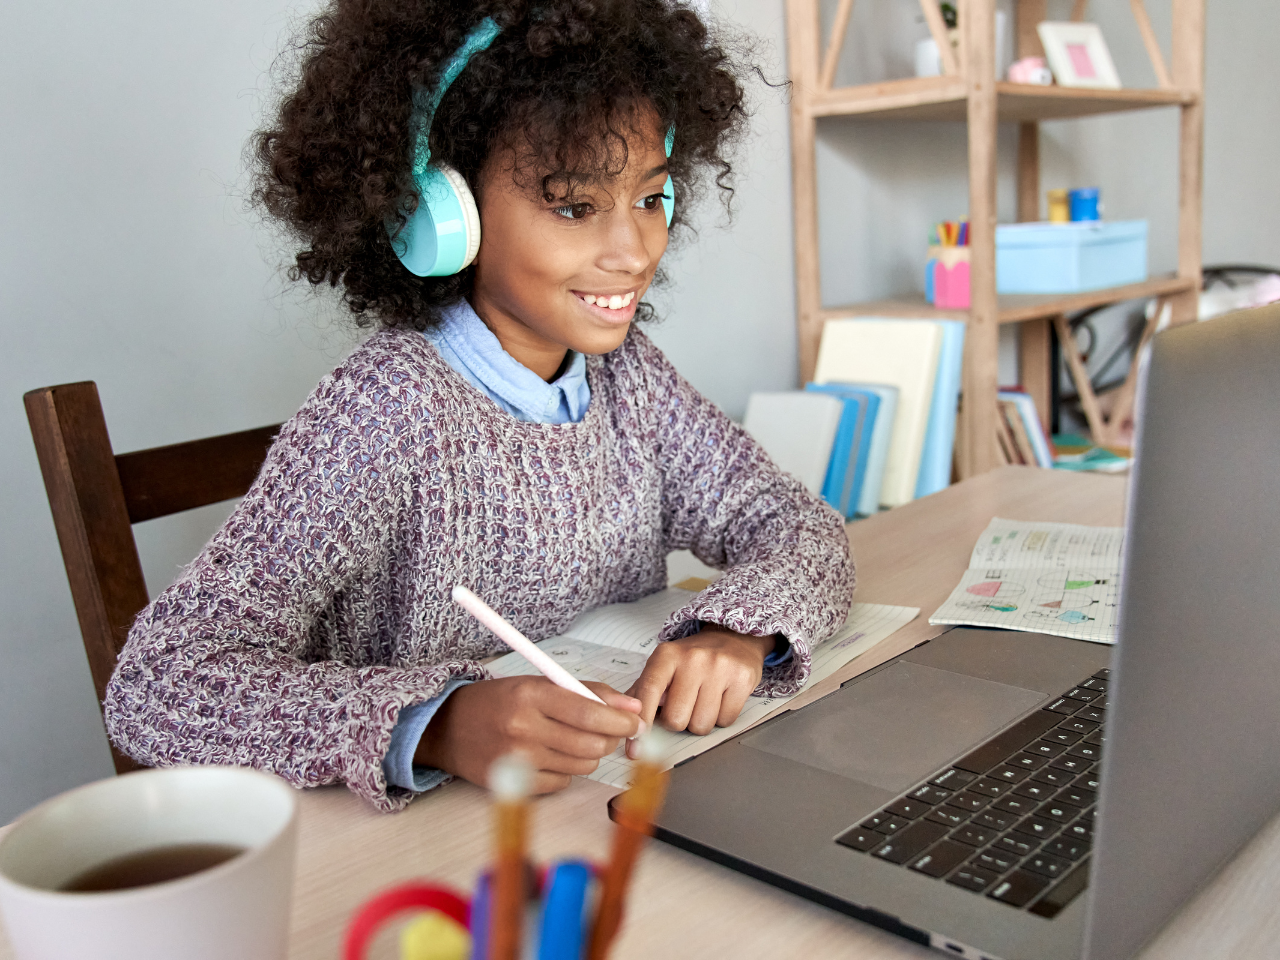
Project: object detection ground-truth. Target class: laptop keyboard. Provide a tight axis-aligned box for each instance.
[835,669,1109,918]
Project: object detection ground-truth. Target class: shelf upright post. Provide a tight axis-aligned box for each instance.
[1171,0,1205,325]
[785,0,825,383]
[961,0,1001,477]
[1014,0,1052,432]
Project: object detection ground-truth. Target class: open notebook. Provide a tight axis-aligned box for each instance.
[929,517,1124,643]
[487,587,919,788]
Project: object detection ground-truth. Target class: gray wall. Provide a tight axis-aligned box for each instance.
[1,0,1275,822]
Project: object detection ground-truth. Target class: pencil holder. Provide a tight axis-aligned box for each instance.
[344,861,607,960]
[925,245,971,309]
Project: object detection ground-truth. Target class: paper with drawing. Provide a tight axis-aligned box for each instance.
[929,518,1124,644]
[487,587,919,788]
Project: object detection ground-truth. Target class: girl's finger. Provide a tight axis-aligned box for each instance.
[656,664,702,732]
[717,676,754,728]
[686,682,725,736]
[629,652,679,731]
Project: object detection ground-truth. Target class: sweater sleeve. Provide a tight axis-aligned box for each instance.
[629,334,856,697]
[103,356,487,813]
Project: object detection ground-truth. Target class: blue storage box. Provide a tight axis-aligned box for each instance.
[996,220,1148,294]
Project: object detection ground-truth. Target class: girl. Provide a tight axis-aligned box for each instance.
[105,0,855,811]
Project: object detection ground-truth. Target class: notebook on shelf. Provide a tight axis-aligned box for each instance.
[915,321,966,498]
[742,391,844,495]
[813,320,944,508]
[804,383,882,519]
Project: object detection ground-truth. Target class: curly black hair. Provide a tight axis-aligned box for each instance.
[254,0,751,330]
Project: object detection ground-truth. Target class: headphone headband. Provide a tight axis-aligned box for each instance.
[412,17,502,179]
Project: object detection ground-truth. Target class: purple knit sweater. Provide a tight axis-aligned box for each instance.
[104,327,855,811]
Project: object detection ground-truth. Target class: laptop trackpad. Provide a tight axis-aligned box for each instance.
[742,661,1046,793]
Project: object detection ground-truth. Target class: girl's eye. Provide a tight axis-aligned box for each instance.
[635,192,670,212]
[554,202,592,220]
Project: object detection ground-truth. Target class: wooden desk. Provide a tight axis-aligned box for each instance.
[6,467,1279,959]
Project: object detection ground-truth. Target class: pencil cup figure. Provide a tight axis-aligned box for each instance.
[98,0,853,819]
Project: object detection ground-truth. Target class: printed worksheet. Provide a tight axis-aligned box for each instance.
[487,589,920,788]
[929,518,1124,644]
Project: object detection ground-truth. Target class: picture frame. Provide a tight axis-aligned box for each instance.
[1036,21,1122,90]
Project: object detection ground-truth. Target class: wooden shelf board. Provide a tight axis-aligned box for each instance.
[818,275,1197,326]
[809,76,1193,123]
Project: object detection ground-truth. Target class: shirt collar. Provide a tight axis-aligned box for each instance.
[425,299,590,423]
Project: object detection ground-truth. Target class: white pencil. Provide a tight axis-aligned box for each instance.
[451,584,609,705]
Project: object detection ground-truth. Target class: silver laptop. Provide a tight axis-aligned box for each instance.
[647,304,1280,960]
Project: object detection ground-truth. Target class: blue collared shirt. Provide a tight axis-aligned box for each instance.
[422,299,590,423]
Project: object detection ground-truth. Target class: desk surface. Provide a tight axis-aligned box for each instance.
[6,467,1280,959]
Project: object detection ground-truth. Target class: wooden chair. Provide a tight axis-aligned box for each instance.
[24,381,280,773]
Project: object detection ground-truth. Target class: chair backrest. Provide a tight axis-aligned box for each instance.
[24,381,279,773]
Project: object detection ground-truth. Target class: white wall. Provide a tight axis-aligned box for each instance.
[1,0,1276,822]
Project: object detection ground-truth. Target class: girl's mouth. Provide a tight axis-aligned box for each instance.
[574,290,636,311]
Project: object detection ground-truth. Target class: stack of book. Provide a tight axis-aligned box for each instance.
[995,389,1054,468]
[743,319,966,519]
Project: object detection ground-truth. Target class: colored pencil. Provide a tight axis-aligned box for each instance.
[488,754,533,960]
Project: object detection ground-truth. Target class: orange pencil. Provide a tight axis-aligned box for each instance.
[586,735,669,960]
[488,754,533,960]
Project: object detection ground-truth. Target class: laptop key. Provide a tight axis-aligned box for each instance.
[886,798,930,819]
[1029,857,1092,919]
[1024,852,1072,879]
[951,825,995,847]
[1049,755,1090,775]
[1045,697,1079,716]
[1039,801,1082,824]
[1056,786,1096,808]
[1018,816,1061,840]
[1080,677,1108,692]
[909,784,952,805]
[947,865,1001,893]
[931,768,977,790]
[1030,766,1076,788]
[995,833,1040,858]
[973,810,1016,832]
[953,711,1061,773]
[1026,739,1068,758]
[870,820,949,864]
[863,814,910,834]
[1075,704,1106,723]
[972,848,1019,874]
[988,870,1051,908]
[927,807,971,828]
[835,825,882,852]
[1043,837,1091,860]
[1062,687,1099,703]
[909,840,971,878]
[991,795,1037,816]
[967,778,1011,798]
[1012,780,1055,802]
[946,791,993,813]
[1057,718,1098,736]
[1092,668,1111,680]
[1067,743,1102,762]
[988,764,1031,783]
[1084,729,1105,746]
[1074,772,1101,791]
[1063,821,1093,842]
[1008,753,1049,771]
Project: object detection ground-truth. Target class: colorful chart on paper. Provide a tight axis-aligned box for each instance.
[929,518,1124,644]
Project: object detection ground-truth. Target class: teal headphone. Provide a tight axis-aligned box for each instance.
[389,17,675,277]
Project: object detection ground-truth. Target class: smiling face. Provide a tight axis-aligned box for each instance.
[468,107,670,381]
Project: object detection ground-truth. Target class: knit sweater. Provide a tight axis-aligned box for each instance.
[104,326,856,811]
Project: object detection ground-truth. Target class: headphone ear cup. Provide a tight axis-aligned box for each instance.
[388,163,481,277]
[662,174,675,228]
[436,163,482,270]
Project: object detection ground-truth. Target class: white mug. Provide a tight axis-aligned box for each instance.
[0,766,298,960]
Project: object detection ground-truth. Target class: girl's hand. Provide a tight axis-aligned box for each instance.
[415,677,644,794]
[626,627,777,756]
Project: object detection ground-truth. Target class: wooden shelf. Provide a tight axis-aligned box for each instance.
[809,76,1194,123]
[819,275,1198,326]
